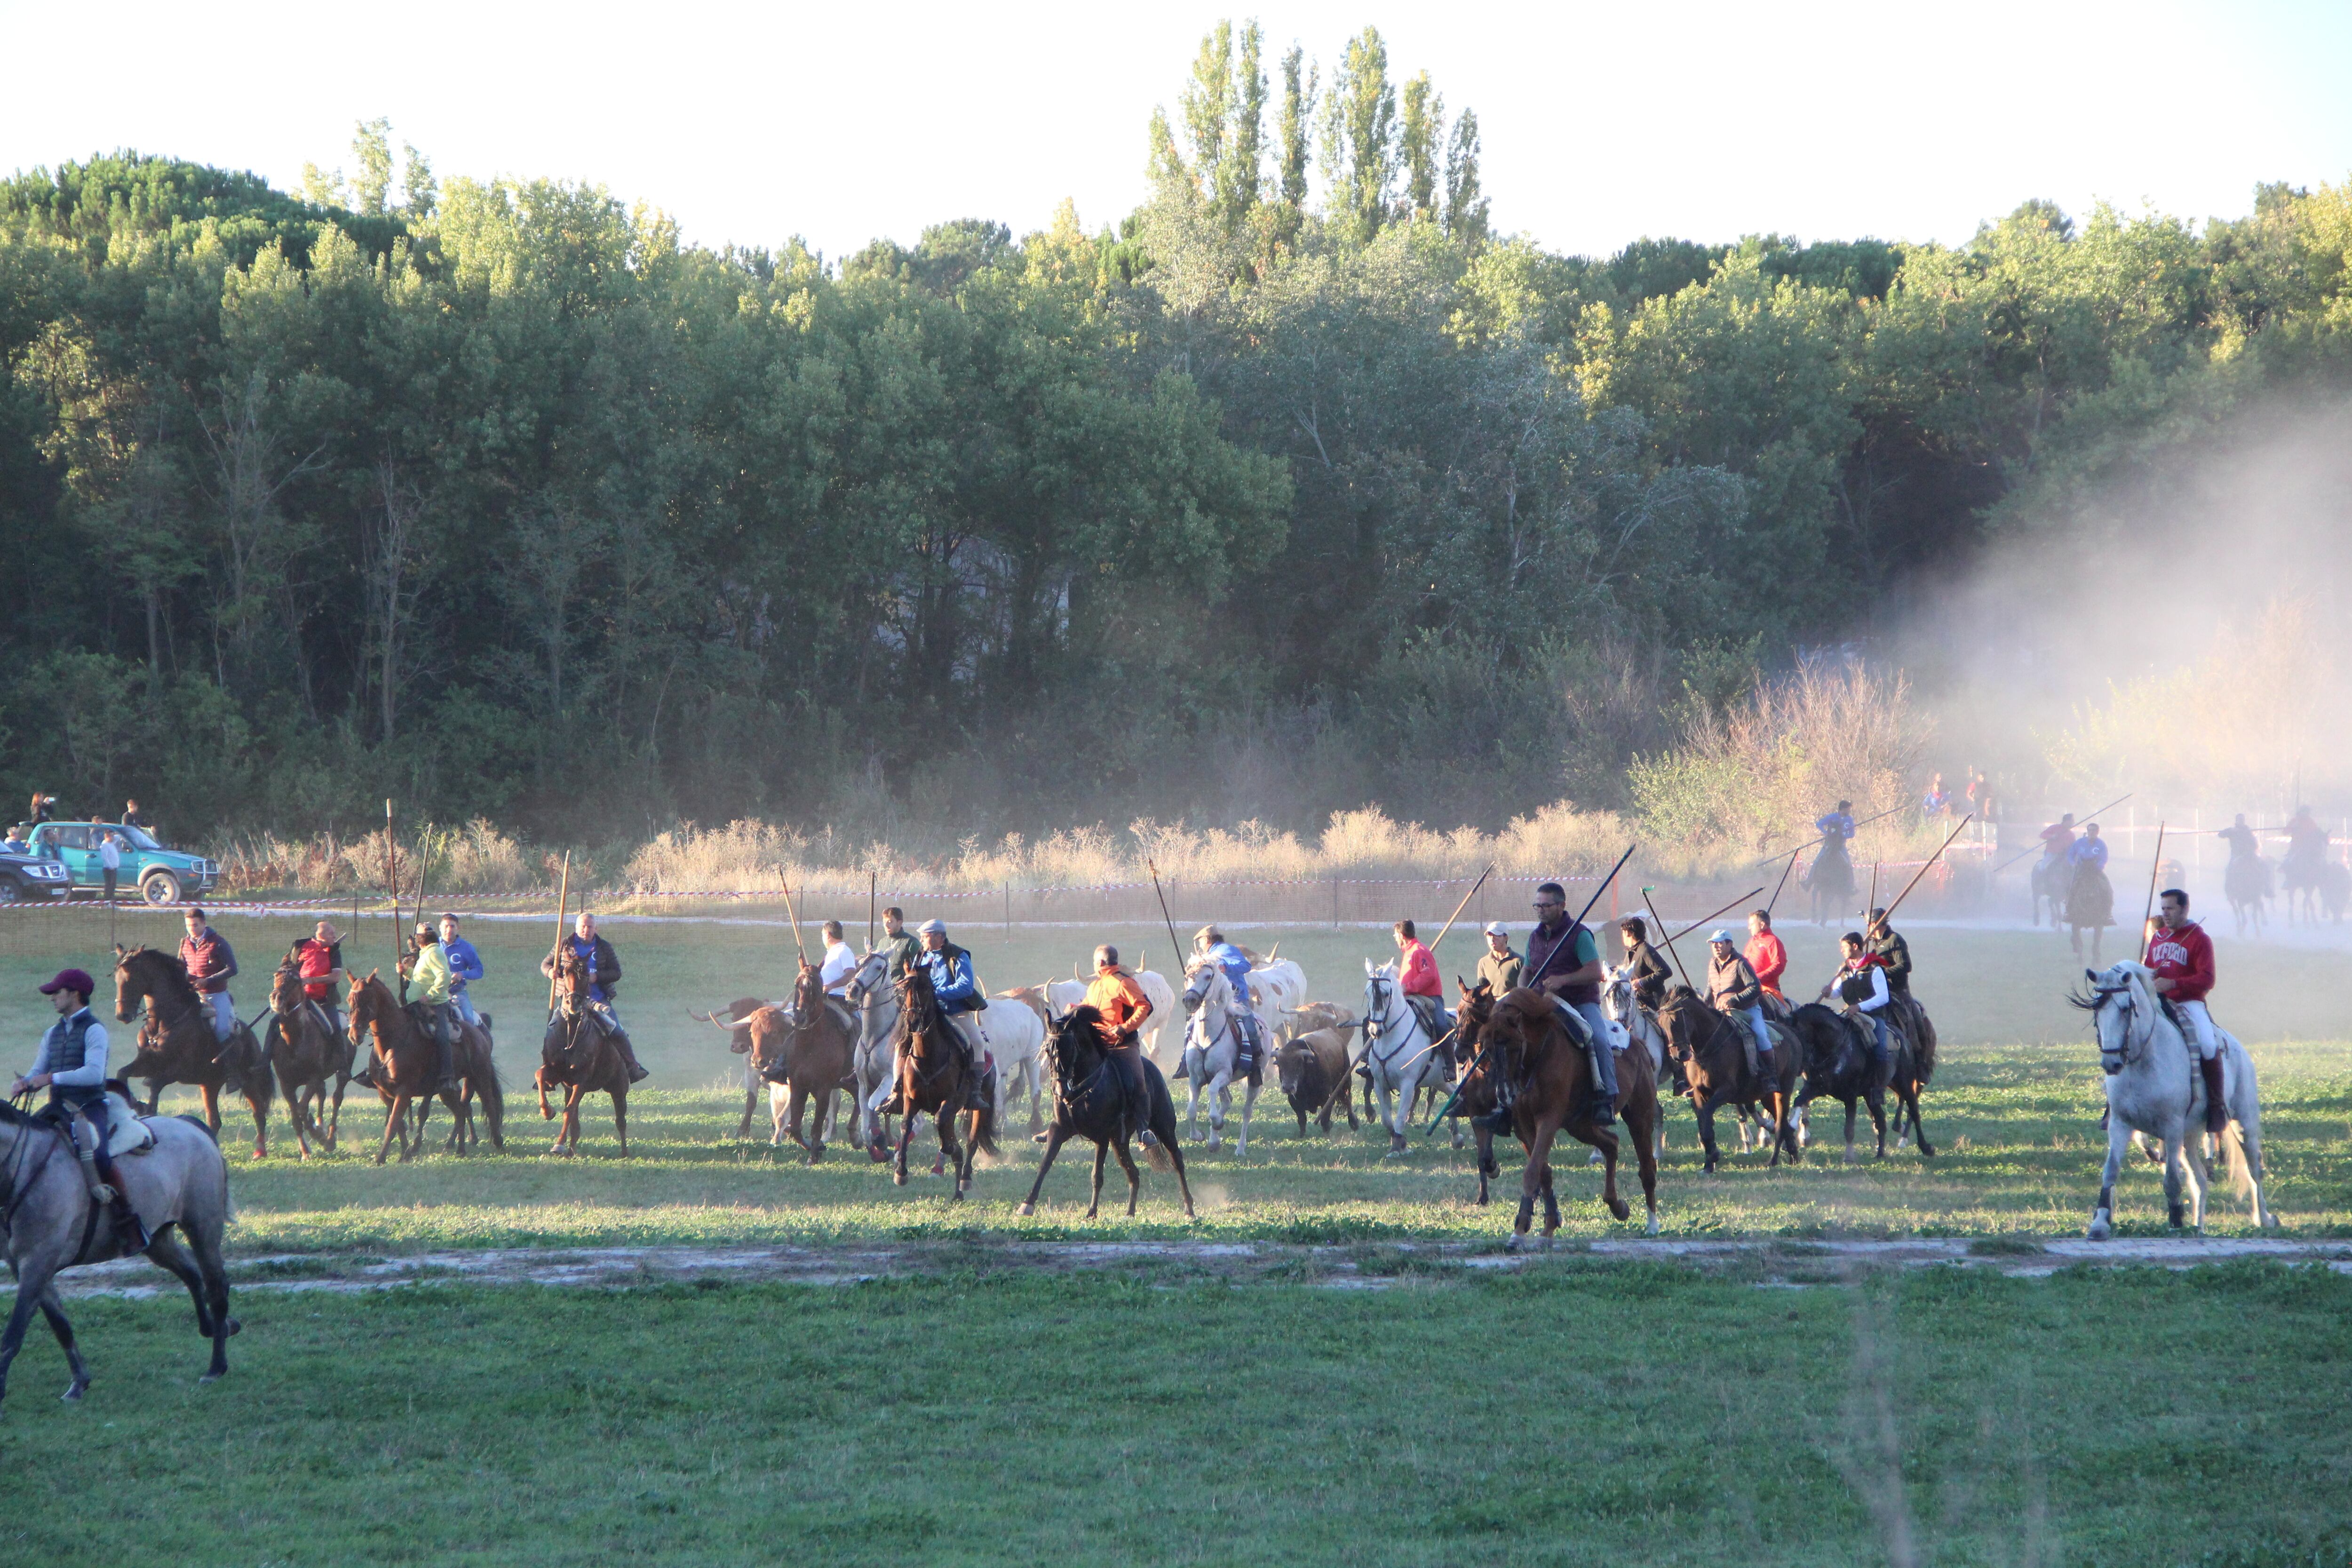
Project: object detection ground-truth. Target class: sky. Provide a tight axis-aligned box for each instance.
[4,1,2349,262]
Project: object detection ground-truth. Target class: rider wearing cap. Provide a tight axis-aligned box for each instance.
[911,919,992,1110]
[11,969,144,1251]
[1705,930,1776,1074]
[1476,922,1522,995]
[1616,916,1674,1012]
[2145,888,2227,1136]
[1194,924,1265,1077]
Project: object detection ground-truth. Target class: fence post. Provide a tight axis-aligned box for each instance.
[1332,875,1339,929]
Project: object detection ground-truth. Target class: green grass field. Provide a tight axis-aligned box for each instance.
[4,910,2349,1565]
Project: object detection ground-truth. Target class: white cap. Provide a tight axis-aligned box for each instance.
[916,918,946,936]
[1708,929,1735,944]
[1482,921,1509,936]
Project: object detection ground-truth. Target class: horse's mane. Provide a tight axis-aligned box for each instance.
[123,945,202,1010]
[0,1100,41,1130]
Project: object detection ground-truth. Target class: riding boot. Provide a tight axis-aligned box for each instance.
[94,1145,148,1252]
[74,1143,116,1207]
[431,1010,459,1095]
[2200,1054,2229,1136]
[616,1034,650,1083]
[963,1053,991,1112]
[1587,1045,1618,1128]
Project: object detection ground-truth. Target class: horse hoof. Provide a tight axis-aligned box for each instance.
[892,1172,907,1187]
[1608,1200,1630,1222]
[1504,1234,1524,1254]
[1017,1202,1035,1217]
[1645,1213,1660,1237]
[61,1382,86,1403]
[199,1369,225,1385]
[2086,1216,2112,1241]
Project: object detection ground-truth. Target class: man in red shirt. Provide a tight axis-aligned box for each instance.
[2144,887,2225,1134]
[1393,918,1446,1040]
[1744,909,1788,1017]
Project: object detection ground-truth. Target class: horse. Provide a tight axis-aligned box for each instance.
[348,971,504,1162]
[2224,852,2272,937]
[1804,844,1855,927]
[722,963,858,1160]
[1781,1002,1936,1161]
[1017,1004,1195,1220]
[890,965,998,1197]
[2064,857,2115,961]
[2070,962,2276,1237]
[111,945,272,1159]
[2284,856,2349,925]
[0,1100,238,1405]
[1274,1027,1359,1137]
[1358,959,1450,1157]
[1176,961,1262,1155]
[537,946,631,1156]
[265,960,358,1158]
[1656,986,1801,1170]
[2029,852,2070,928]
[1470,985,1660,1246]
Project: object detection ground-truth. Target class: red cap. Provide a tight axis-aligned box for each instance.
[40,968,95,997]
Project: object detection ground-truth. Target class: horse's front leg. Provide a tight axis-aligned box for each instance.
[1112,1136,1144,1216]
[1204,1068,1232,1153]
[199,1082,222,1135]
[0,1249,66,1408]
[1087,1141,1109,1219]
[1693,1093,1723,1174]
[34,1283,89,1402]
[1527,1120,1566,1247]
[1866,1090,1888,1159]
[893,1104,914,1187]
[535,1067,553,1121]
[2088,1106,2131,1239]
[1018,1127,1071,1216]
[1587,1124,1629,1222]
[376,1094,405,1166]
[611,1090,628,1157]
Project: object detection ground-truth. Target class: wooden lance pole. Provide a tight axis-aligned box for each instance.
[779,874,808,967]
[1146,859,1186,980]
[1642,888,1694,989]
[2139,823,2168,962]
[383,799,400,968]
[1427,864,1495,956]
[1877,814,1975,924]
[1764,853,1799,918]
[1669,887,1767,945]
[1991,793,2133,874]
[545,851,571,1014]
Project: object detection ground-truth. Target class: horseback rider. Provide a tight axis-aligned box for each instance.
[2038,812,2078,870]
[2145,888,2227,1136]
[439,914,485,1029]
[2066,822,2108,874]
[1477,922,1522,995]
[539,912,649,1082]
[2218,813,2260,861]
[1816,800,1858,859]
[1616,916,1673,1011]
[2282,805,2328,875]
[1866,905,1924,1038]
[397,921,462,1095]
[1393,919,1449,1046]
[180,907,242,1087]
[818,919,858,998]
[875,906,922,983]
[1705,930,1775,1076]
[1745,909,1789,1018]
[290,920,348,1042]
[1193,924,1265,1076]
[11,969,144,1253]
[1819,932,1893,1076]
[910,919,992,1110]
[1513,880,1615,1126]
[1081,943,1153,1127]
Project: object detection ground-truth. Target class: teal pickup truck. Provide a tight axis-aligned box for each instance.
[24,822,221,905]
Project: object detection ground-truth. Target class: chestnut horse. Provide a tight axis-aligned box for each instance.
[1656,987,1799,1170]
[891,965,998,1198]
[347,972,504,1163]
[1448,981,1510,1206]
[539,946,631,1156]
[266,959,358,1158]
[1472,985,1660,1247]
[111,945,272,1159]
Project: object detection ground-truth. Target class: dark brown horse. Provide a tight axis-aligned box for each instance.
[112,945,272,1159]
[1474,986,1661,1248]
[348,971,503,1163]
[267,959,358,1158]
[1785,1003,1938,1161]
[891,965,997,1198]
[1449,981,1509,1205]
[538,946,631,1156]
[1657,986,1799,1170]
[1017,1004,1194,1220]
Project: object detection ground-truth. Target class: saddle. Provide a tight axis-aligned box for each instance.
[42,1093,157,1158]
[1406,994,1451,1045]
[1551,997,1627,1055]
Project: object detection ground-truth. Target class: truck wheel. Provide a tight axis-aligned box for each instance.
[0,880,18,903]
[141,872,183,906]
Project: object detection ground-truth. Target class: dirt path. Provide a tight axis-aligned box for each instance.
[21,1235,2352,1300]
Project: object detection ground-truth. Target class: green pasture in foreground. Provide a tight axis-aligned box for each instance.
[8,1263,2350,1566]
[1,915,2346,1246]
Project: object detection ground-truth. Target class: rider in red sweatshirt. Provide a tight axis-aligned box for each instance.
[2144,887,2225,1133]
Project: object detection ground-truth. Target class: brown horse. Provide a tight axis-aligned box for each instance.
[718,963,858,1162]
[1472,986,1660,1247]
[266,959,358,1158]
[1448,981,1510,1206]
[111,945,272,1159]
[891,965,997,1198]
[538,946,631,1156]
[348,972,504,1163]
[1656,986,1800,1170]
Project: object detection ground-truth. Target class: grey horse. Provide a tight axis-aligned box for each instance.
[0,1103,237,1404]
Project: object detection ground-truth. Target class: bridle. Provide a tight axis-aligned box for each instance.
[1183,964,1234,1053]
[1360,973,1428,1069]
[2079,977,2153,1075]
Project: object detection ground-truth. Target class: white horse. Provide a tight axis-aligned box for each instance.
[1177,961,1260,1154]
[1047,968,1178,1066]
[2073,961,2276,1238]
[1359,959,1449,1158]
[1599,963,1670,1159]
[844,952,904,1154]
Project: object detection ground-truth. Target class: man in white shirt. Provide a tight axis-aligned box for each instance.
[818,920,858,998]
[12,968,143,1247]
[1817,931,1894,1077]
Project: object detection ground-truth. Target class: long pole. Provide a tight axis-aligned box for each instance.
[1428,863,1495,957]
[383,799,399,968]
[1668,887,1766,945]
[1642,888,1693,988]
[1867,861,1880,920]
[403,828,434,1003]
[1764,854,1798,918]
[1991,793,2133,874]
[1146,859,1186,978]
[779,875,808,966]
[1748,804,1905,870]
[1878,814,1975,923]
[2139,823,2168,961]
[546,851,571,1013]
[1574,844,1640,931]
[867,870,877,950]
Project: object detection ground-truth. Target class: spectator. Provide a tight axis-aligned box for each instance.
[121,799,149,830]
[28,793,55,824]
[1921,772,1950,819]
[98,830,121,903]
[1,827,27,856]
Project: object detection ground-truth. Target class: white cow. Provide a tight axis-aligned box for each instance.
[1045,969,1178,1065]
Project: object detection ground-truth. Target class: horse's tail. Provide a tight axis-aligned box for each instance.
[475,1051,507,1147]
[2221,1121,2253,1202]
[1912,1009,1938,1084]
[970,1094,1000,1158]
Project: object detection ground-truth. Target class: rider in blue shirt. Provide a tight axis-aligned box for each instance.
[1815,801,1858,849]
[438,913,485,1027]
[2065,829,2109,871]
[912,919,991,1110]
[1194,924,1264,1073]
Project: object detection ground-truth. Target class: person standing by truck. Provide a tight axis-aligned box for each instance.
[97,829,121,904]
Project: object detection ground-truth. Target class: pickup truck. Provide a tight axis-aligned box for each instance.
[23,822,221,905]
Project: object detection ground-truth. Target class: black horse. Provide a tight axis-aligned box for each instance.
[1017,1005,1195,1220]
[1784,1002,1936,1161]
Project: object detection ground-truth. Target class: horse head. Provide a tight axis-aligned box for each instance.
[1360,961,1399,1042]
[843,950,890,1007]
[2069,961,2154,1075]
[783,962,823,1029]
[270,960,304,1014]
[1046,1004,1105,1090]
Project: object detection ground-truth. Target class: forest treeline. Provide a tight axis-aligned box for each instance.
[3,20,2350,852]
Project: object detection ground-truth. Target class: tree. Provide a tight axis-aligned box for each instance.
[1444,110,1488,246]
[1320,26,1396,246]
[1399,72,1440,223]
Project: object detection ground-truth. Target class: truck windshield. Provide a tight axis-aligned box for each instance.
[118,825,160,851]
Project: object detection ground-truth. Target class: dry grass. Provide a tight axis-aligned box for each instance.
[212,818,537,896]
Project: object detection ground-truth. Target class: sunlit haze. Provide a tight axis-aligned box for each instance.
[4,0,2348,257]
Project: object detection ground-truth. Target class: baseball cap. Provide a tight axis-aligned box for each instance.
[1482,921,1508,936]
[40,968,95,996]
